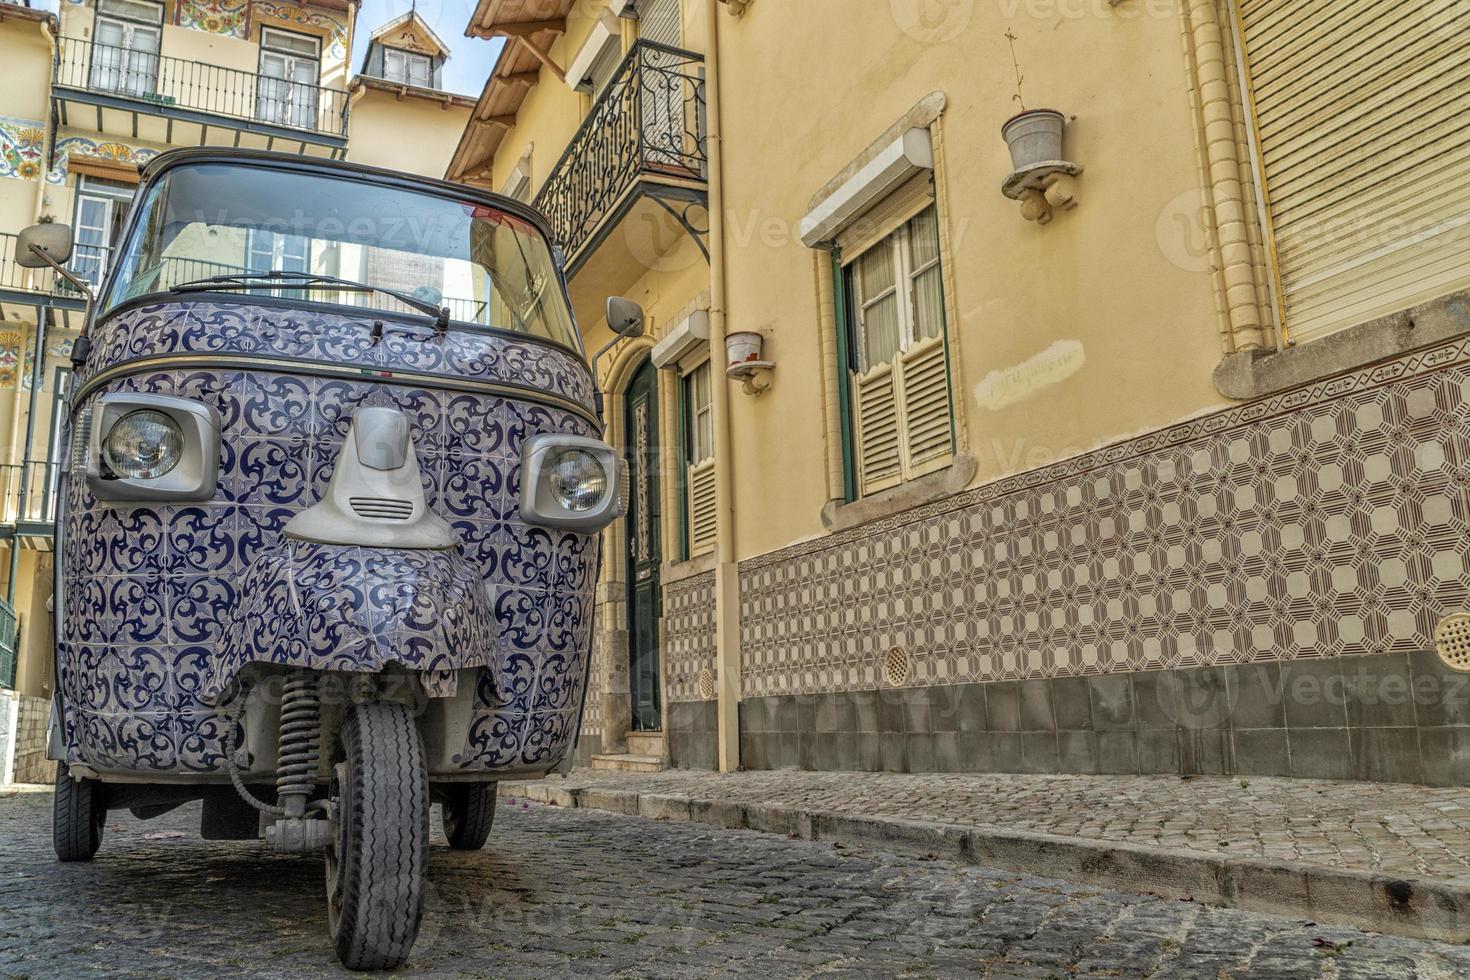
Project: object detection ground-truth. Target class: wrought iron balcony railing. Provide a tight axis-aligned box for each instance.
[534,41,707,264]
[55,36,350,139]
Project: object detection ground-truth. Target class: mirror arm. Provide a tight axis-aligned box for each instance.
[25,244,96,368]
[26,243,96,306]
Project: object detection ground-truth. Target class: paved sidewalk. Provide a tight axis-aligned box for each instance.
[507,769,1470,941]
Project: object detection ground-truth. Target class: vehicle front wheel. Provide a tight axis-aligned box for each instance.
[441,783,497,850]
[53,761,106,862]
[325,702,428,971]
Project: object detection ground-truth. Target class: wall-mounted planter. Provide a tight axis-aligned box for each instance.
[725,331,774,395]
[1000,109,1083,226]
[1002,109,1065,170]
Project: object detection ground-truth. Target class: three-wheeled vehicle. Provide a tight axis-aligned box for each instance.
[21,148,637,970]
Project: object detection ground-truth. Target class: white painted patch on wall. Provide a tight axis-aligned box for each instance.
[973,340,1086,412]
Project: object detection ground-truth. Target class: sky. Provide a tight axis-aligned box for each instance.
[33,0,505,97]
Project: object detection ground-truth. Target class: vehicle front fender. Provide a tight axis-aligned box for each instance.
[202,540,497,703]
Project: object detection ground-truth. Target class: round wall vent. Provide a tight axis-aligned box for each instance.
[883,647,911,687]
[697,668,717,700]
[1435,613,1470,673]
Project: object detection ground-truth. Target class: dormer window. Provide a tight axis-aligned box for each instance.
[383,47,431,87]
[360,10,448,90]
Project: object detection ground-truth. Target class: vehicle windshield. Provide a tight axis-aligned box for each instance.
[104,161,580,351]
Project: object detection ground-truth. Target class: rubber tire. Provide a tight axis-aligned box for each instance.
[441,783,497,851]
[326,703,428,971]
[53,761,105,862]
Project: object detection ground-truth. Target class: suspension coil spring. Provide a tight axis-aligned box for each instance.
[277,670,322,819]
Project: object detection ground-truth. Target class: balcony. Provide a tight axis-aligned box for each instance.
[53,36,350,158]
[534,41,708,284]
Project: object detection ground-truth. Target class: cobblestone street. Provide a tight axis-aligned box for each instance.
[518,770,1470,882]
[4,788,1470,978]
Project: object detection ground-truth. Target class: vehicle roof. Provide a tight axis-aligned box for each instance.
[138,147,557,245]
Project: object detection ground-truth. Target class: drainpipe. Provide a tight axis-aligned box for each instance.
[703,0,740,773]
[6,16,61,603]
[8,305,48,605]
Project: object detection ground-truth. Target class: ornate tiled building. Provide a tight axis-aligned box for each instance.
[448,0,1470,786]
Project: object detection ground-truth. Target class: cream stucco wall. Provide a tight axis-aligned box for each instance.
[713,1,1227,561]
[469,1,1235,565]
[345,89,472,177]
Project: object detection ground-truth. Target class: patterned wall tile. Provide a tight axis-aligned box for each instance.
[664,572,715,702]
[739,337,1470,699]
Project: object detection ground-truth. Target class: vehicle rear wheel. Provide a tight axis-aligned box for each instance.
[325,702,428,971]
[53,761,106,862]
[441,783,497,850]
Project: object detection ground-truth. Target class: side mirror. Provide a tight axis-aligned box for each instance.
[17,223,73,268]
[605,296,645,339]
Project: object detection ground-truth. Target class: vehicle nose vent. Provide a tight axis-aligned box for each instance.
[349,497,414,521]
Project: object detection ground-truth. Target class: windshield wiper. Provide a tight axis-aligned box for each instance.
[169,271,451,332]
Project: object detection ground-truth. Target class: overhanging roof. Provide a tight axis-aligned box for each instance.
[446,0,574,186]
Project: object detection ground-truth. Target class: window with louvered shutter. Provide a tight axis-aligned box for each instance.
[1237,0,1470,344]
[637,0,681,47]
[683,360,716,556]
[844,200,954,497]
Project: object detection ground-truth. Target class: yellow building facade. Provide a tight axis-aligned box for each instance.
[450,0,1470,785]
[0,0,472,783]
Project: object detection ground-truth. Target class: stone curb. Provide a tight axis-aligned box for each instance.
[501,782,1470,942]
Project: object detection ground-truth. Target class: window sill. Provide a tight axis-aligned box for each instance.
[1213,288,1470,400]
[664,550,716,584]
[820,453,976,534]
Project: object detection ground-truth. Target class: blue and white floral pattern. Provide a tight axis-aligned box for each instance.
[59,301,601,776]
[83,301,598,411]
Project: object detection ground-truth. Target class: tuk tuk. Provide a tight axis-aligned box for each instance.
[19,148,635,970]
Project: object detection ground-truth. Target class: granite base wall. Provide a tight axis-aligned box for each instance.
[667,700,718,770]
[737,652,1470,785]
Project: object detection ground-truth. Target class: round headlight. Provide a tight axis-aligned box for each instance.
[548,449,607,512]
[104,410,184,480]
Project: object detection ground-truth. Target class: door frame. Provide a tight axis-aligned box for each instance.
[623,356,662,732]
[596,337,661,750]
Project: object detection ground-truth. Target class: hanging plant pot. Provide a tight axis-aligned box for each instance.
[1001,108,1066,171]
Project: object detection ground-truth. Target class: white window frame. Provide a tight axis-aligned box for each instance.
[848,206,941,372]
[257,27,321,130]
[844,202,953,495]
[383,47,432,87]
[682,357,716,558]
[90,0,163,98]
[684,358,714,467]
[72,174,134,289]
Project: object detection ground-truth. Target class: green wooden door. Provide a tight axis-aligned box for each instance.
[624,359,662,731]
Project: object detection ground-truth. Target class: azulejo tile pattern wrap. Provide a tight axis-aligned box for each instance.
[82,301,598,412]
[176,0,249,38]
[664,572,716,703]
[59,303,599,776]
[740,338,1470,699]
[208,543,497,701]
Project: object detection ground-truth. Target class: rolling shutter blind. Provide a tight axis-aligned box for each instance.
[687,458,717,556]
[835,173,934,261]
[1239,0,1470,343]
[638,0,681,46]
